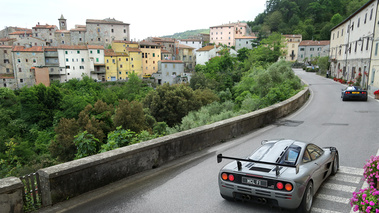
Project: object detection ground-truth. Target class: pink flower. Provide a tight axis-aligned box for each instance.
[370,201,375,205]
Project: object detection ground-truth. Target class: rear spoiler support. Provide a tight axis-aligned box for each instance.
[217,154,299,176]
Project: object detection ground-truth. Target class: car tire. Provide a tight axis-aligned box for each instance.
[220,193,234,201]
[297,181,313,213]
[342,97,347,101]
[332,152,339,175]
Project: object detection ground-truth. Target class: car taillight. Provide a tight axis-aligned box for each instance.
[221,173,228,180]
[362,92,367,94]
[276,182,284,190]
[345,91,350,94]
[221,173,235,182]
[285,183,293,191]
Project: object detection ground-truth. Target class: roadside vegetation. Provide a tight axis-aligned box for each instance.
[0,36,303,179]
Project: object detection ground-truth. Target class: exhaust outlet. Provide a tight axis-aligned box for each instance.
[261,198,267,204]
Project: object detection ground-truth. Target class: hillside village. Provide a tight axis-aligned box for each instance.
[1,0,379,96]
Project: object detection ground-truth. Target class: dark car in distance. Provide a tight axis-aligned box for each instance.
[341,86,367,101]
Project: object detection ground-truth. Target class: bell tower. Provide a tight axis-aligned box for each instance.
[58,14,67,30]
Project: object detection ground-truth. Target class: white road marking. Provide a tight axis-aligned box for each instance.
[338,166,364,176]
[311,207,342,213]
[322,183,356,193]
[329,174,361,184]
[316,193,350,204]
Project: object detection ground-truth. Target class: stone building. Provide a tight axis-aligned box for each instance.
[85,18,130,47]
[0,45,16,89]
[12,46,45,88]
[32,24,58,46]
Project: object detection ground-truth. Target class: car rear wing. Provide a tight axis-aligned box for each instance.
[217,154,299,176]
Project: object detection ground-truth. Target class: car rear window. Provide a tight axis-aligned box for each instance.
[250,143,301,165]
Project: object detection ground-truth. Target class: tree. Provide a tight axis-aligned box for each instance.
[113,100,147,133]
[50,118,79,162]
[74,131,99,159]
[143,84,205,127]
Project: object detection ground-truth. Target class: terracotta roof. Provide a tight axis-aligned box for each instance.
[0,38,16,42]
[161,49,170,53]
[9,31,32,35]
[299,40,330,46]
[178,44,195,49]
[12,46,44,52]
[139,41,160,46]
[86,18,129,25]
[197,45,216,52]
[104,49,117,56]
[235,35,257,39]
[113,40,138,44]
[0,46,12,49]
[33,24,57,29]
[161,60,183,63]
[104,49,128,56]
[57,45,88,50]
[56,30,70,33]
[88,45,105,49]
[126,47,141,52]
[70,28,86,32]
[44,47,57,52]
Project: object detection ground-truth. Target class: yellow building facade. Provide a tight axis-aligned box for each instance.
[139,42,161,76]
[105,41,143,81]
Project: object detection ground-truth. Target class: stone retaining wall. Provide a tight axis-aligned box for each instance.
[0,87,309,210]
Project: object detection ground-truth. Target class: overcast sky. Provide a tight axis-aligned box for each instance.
[1,0,267,41]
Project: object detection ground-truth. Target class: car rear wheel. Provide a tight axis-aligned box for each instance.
[332,152,339,175]
[297,181,313,213]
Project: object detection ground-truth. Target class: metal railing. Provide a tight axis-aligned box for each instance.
[20,173,43,212]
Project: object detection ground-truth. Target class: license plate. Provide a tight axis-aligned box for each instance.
[242,177,268,187]
[352,92,359,94]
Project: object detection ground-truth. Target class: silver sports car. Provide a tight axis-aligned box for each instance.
[217,139,339,213]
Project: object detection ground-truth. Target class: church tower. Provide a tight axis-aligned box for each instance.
[58,14,67,30]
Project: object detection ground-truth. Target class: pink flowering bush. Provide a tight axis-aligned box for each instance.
[350,187,379,212]
[364,155,379,187]
[350,155,379,212]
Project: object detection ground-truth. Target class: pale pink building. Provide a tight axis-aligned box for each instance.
[210,22,252,47]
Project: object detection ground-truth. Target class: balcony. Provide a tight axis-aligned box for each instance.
[44,52,58,58]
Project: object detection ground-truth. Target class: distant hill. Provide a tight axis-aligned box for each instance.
[162,29,210,39]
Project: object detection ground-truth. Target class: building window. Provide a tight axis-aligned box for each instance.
[96,58,99,62]
[81,58,84,62]
[80,66,84,69]
[375,43,378,56]
[66,58,68,62]
[65,51,68,54]
[17,59,21,63]
[19,68,21,72]
[77,51,80,54]
[365,13,367,24]
[107,66,109,70]
[370,9,374,20]
[97,50,100,54]
[20,79,23,83]
[111,29,114,33]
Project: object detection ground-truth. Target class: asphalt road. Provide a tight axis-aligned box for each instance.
[40,69,379,213]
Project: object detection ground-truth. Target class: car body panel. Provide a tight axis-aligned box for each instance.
[217,139,338,210]
[341,86,367,101]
